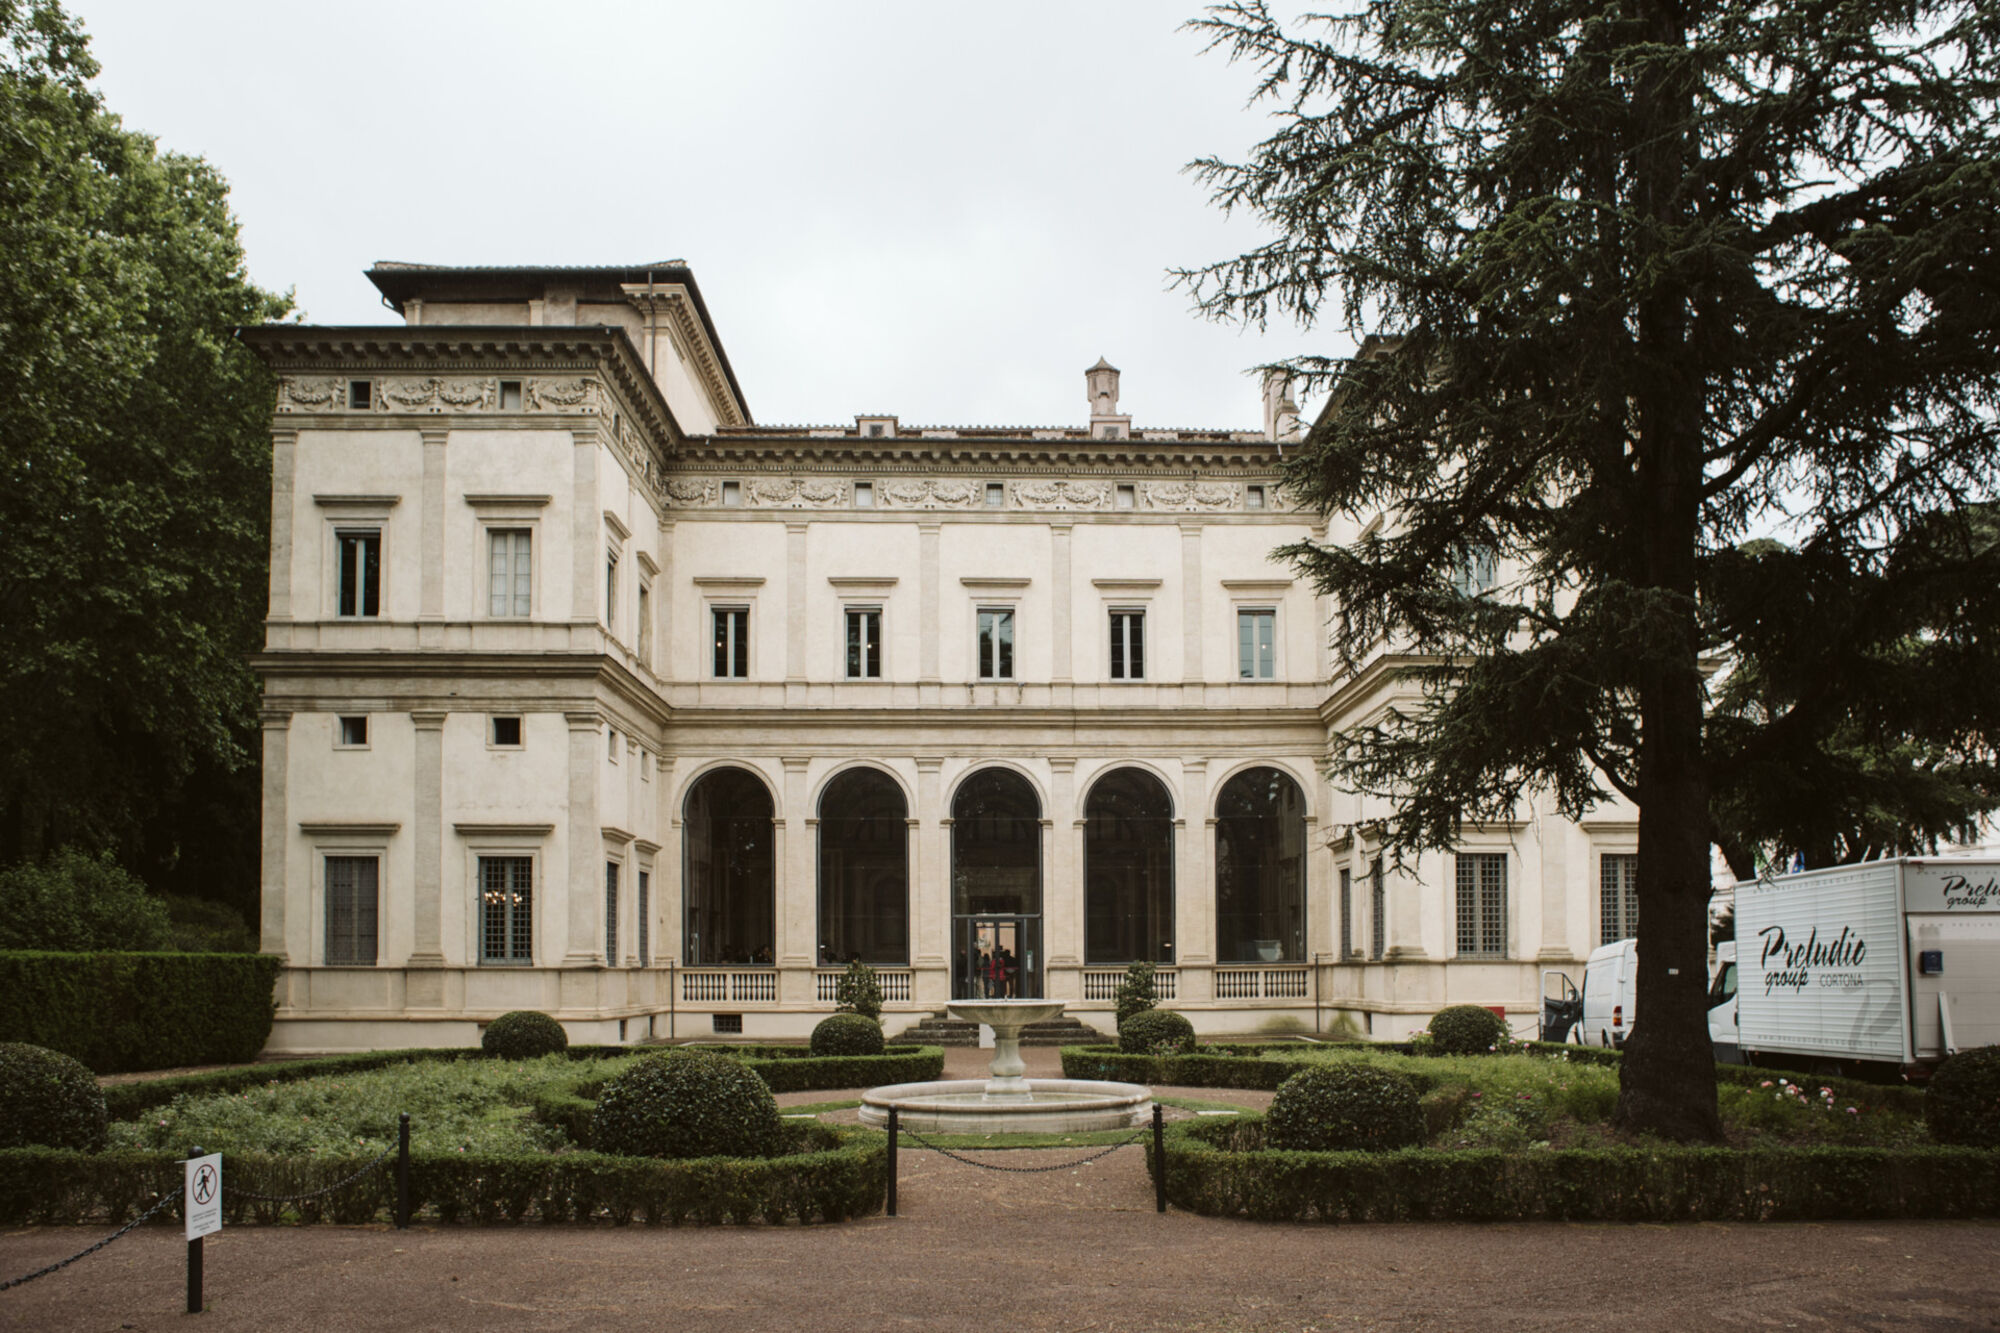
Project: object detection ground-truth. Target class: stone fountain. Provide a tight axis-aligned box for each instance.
[858,998,1151,1133]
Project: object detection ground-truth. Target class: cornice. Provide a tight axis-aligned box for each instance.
[236,323,683,461]
[675,437,1285,473]
[623,283,747,429]
[1316,651,1438,727]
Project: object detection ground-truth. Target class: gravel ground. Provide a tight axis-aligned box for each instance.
[5,1045,1990,1331]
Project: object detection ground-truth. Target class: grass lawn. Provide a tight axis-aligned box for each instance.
[1269,1046,1930,1149]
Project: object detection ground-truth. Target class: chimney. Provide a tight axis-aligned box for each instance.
[1086,357,1131,441]
[1262,368,1301,443]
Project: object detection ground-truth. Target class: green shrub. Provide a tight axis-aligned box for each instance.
[164,896,258,953]
[1114,961,1159,1028]
[0,1043,108,1152]
[0,952,279,1073]
[1926,1045,2000,1147]
[1427,1005,1510,1055]
[834,961,883,1021]
[593,1051,782,1160]
[1265,1063,1424,1152]
[483,1011,569,1060]
[0,1123,886,1227]
[0,850,170,952]
[1118,1009,1196,1056]
[811,1013,884,1057]
[1153,1115,2000,1223]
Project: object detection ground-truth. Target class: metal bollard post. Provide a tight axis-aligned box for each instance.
[886,1107,898,1218]
[396,1113,411,1229]
[187,1145,204,1315]
[1152,1106,1166,1214]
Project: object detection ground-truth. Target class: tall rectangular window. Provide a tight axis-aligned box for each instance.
[604,551,619,630]
[336,529,380,618]
[478,856,533,964]
[1456,853,1508,957]
[637,870,650,966]
[1237,609,1276,678]
[1600,853,1639,945]
[1339,867,1353,959]
[605,862,620,966]
[1370,856,1386,960]
[488,528,531,616]
[977,608,1014,679]
[713,607,749,677]
[1454,546,1498,596]
[846,608,882,679]
[1109,610,1145,679]
[324,856,378,965]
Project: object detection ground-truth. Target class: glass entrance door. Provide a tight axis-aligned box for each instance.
[955,915,1042,999]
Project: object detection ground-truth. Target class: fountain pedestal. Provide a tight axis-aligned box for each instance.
[857,998,1152,1133]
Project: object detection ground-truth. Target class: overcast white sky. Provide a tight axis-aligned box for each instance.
[69,1,1346,431]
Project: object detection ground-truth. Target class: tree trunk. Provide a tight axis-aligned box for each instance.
[1613,0,1724,1144]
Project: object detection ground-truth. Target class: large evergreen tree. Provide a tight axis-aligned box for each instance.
[1182,0,2000,1139]
[0,1,287,912]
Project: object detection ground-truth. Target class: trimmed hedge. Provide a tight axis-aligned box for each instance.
[0,1122,885,1227]
[811,1014,886,1057]
[1061,1044,1420,1092]
[1152,1114,2000,1222]
[1427,1005,1509,1055]
[0,952,280,1073]
[0,1044,108,1151]
[696,1044,945,1095]
[1118,1010,1197,1056]
[483,1011,568,1059]
[593,1051,782,1160]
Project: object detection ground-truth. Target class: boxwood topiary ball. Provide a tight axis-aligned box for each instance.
[811,1013,885,1057]
[1926,1044,2000,1147]
[1118,1008,1197,1056]
[482,1010,569,1060]
[1426,1004,1510,1055]
[1265,1062,1424,1152]
[0,1043,108,1152]
[592,1050,782,1160]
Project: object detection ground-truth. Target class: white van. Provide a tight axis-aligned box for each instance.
[1577,938,1638,1048]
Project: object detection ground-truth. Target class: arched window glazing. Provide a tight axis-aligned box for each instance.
[817,768,909,966]
[1084,768,1174,964]
[682,767,775,967]
[1214,766,1306,963]
[950,768,1042,917]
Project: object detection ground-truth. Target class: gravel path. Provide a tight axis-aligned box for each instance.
[5,1045,1987,1330]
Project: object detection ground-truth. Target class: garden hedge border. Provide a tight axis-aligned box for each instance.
[102,1044,947,1121]
[1150,1114,2000,1222]
[0,1123,885,1228]
[0,952,281,1073]
[1068,1042,1926,1118]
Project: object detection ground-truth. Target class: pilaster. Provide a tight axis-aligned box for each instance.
[1048,758,1079,966]
[407,710,448,971]
[563,712,603,965]
[1178,759,1212,1000]
[785,522,808,690]
[570,430,600,638]
[915,758,946,980]
[1050,523,1073,684]
[259,709,291,956]
[418,428,448,632]
[780,757,813,989]
[919,522,942,686]
[1179,521,1204,687]
[266,430,297,624]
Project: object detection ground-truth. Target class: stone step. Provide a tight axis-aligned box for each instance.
[893,1012,1110,1047]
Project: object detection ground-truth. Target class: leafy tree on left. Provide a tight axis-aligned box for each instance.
[0,1,289,917]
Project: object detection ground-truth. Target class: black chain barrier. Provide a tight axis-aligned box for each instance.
[229,1139,398,1203]
[894,1122,1152,1173]
[0,1186,180,1292]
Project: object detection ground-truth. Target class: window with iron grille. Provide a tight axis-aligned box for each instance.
[324,856,378,965]
[605,862,619,965]
[637,870,650,966]
[478,856,533,964]
[1370,856,1386,959]
[1109,610,1144,679]
[846,607,882,678]
[1456,853,1508,957]
[1600,853,1639,945]
[1339,867,1352,958]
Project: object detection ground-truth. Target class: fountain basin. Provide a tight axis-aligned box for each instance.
[858,1078,1152,1134]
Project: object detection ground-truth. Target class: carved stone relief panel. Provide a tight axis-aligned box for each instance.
[275,376,346,412]
[1011,479,1111,510]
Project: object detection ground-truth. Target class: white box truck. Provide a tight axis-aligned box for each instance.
[1709,857,2000,1078]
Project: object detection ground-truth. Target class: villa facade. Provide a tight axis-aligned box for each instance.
[244,262,1639,1051]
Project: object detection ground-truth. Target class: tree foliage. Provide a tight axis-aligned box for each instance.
[1182,0,2000,1140]
[0,2,288,901]
[0,847,170,950]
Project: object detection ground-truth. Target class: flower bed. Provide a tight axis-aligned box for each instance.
[1151,1113,2000,1222]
